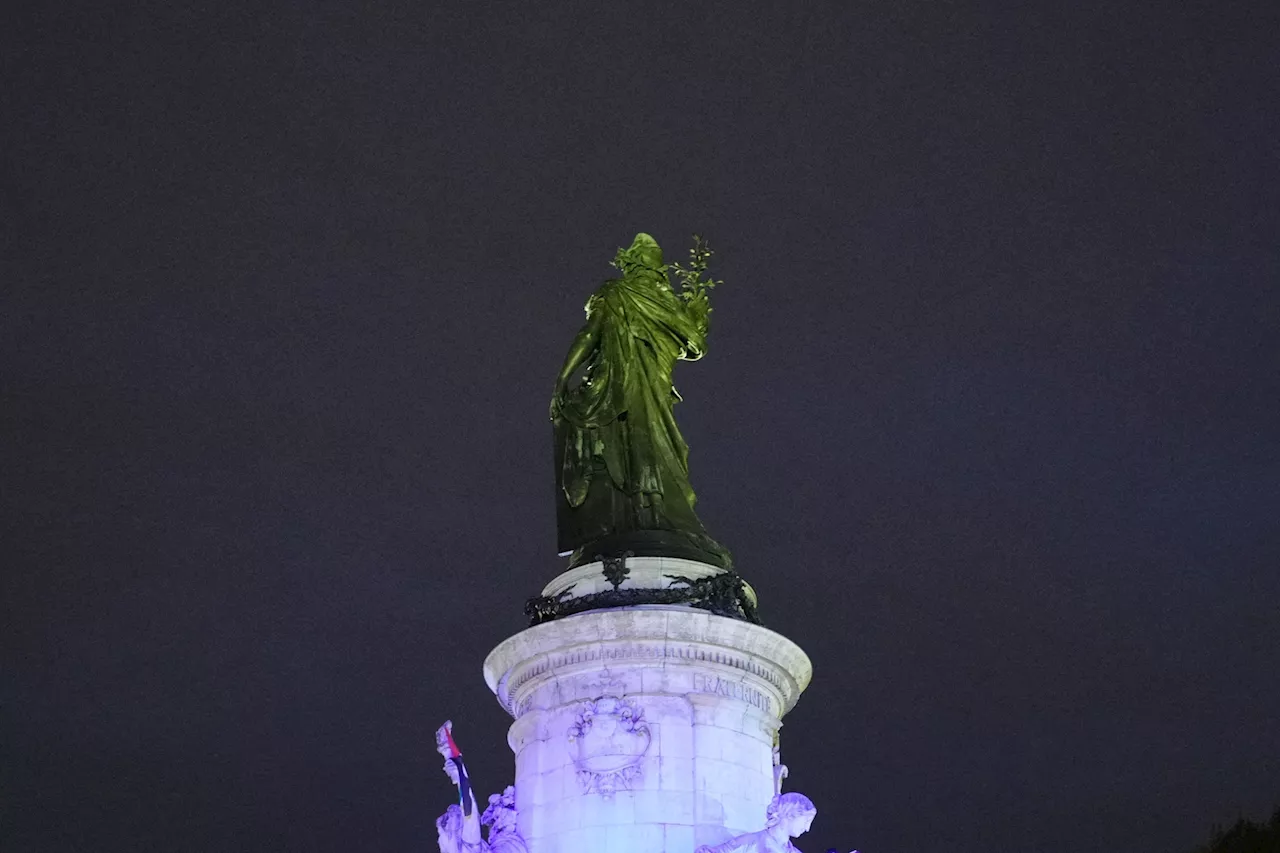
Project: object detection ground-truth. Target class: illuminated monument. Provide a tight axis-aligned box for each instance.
[436,235,816,853]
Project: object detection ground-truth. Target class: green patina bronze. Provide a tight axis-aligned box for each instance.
[551,234,731,568]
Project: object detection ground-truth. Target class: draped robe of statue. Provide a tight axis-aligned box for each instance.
[552,235,728,566]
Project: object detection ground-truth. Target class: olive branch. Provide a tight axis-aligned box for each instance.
[670,235,723,302]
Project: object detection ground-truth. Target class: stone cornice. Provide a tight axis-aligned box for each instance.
[484,607,812,718]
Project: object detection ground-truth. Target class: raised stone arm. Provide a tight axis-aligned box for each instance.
[433,723,530,853]
[434,722,486,853]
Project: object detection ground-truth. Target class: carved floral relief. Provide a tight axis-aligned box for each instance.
[566,695,651,796]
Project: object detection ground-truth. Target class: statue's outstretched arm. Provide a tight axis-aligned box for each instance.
[549,312,602,420]
[553,311,603,394]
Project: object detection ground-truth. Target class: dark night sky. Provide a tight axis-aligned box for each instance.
[3,2,1279,852]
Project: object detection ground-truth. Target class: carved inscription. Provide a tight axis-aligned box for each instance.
[692,673,773,714]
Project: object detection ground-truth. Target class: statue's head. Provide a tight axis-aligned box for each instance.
[612,233,665,274]
[628,233,663,267]
[436,804,463,853]
[765,792,817,838]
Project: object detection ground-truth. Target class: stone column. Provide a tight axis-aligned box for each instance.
[483,558,812,853]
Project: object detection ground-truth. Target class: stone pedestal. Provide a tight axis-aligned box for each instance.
[483,558,812,853]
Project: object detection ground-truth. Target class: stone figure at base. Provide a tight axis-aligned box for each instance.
[481,786,527,853]
[550,233,731,568]
[437,804,489,853]
[695,792,817,853]
[435,722,528,853]
[435,722,488,853]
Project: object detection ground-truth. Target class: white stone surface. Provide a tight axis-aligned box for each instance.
[484,592,811,853]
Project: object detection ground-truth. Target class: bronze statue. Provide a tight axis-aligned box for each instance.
[550,233,730,568]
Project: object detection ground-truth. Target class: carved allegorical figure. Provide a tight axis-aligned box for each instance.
[481,786,527,853]
[434,722,529,853]
[550,233,731,568]
[694,792,818,853]
[435,721,488,853]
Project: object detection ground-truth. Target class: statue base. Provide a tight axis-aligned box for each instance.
[525,555,758,626]
[484,592,812,853]
[565,529,733,571]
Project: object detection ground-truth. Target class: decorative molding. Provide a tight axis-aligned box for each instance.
[524,570,759,626]
[484,609,813,720]
[506,641,783,701]
[600,553,632,590]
